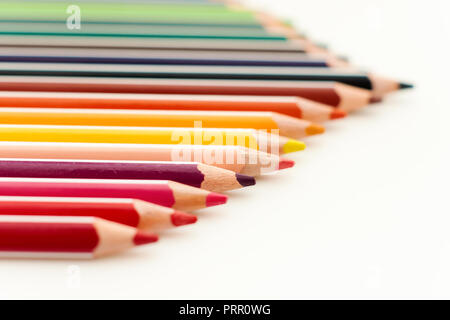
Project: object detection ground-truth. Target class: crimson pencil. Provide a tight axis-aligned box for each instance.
[0,196,197,231]
[0,215,158,259]
[0,77,371,111]
[0,178,227,211]
[0,159,255,192]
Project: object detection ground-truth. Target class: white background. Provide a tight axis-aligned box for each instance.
[0,0,449,299]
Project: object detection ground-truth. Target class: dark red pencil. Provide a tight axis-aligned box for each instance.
[0,159,255,192]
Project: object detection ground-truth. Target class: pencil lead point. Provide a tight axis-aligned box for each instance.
[206,192,228,207]
[171,211,197,227]
[369,96,383,103]
[399,82,414,89]
[133,232,159,246]
[283,139,306,154]
[236,173,256,187]
[330,109,347,120]
[305,123,325,136]
[279,158,295,170]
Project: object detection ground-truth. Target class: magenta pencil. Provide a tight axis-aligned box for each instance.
[0,178,227,211]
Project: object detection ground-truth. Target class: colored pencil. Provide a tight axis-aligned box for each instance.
[0,159,256,192]
[0,108,325,139]
[0,2,259,24]
[0,46,342,63]
[0,18,267,29]
[0,63,412,98]
[0,37,331,55]
[0,178,228,211]
[0,2,314,33]
[0,196,197,231]
[0,53,346,68]
[0,77,371,111]
[0,22,298,38]
[0,215,158,259]
[0,142,292,176]
[0,125,306,155]
[0,91,346,121]
[0,23,299,41]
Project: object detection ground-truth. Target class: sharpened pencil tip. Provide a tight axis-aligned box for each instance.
[330,109,347,120]
[370,96,383,103]
[236,173,256,187]
[206,192,228,207]
[133,232,159,246]
[305,124,325,136]
[279,158,295,170]
[171,211,197,227]
[399,82,414,89]
[283,139,306,154]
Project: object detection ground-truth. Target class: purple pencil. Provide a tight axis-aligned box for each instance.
[0,159,255,192]
[0,55,332,67]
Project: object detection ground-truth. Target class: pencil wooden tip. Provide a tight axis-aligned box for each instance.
[279,158,295,170]
[171,211,198,227]
[235,173,256,187]
[133,232,159,246]
[282,139,306,154]
[206,192,228,207]
[330,109,347,120]
[305,124,325,136]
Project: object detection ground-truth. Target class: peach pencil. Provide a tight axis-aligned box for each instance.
[0,142,293,176]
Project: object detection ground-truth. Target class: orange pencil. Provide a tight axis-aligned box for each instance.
[0,108,324,139]
[0,91,345,122]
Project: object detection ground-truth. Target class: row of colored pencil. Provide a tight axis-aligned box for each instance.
[0,0,412,258]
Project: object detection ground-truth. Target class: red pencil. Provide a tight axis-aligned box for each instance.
[0,196,197,231]
[0,215,159,259]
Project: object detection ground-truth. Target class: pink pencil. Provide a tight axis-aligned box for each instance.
[0,178,227,211]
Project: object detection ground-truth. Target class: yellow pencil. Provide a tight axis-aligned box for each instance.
[0,125,305,154]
